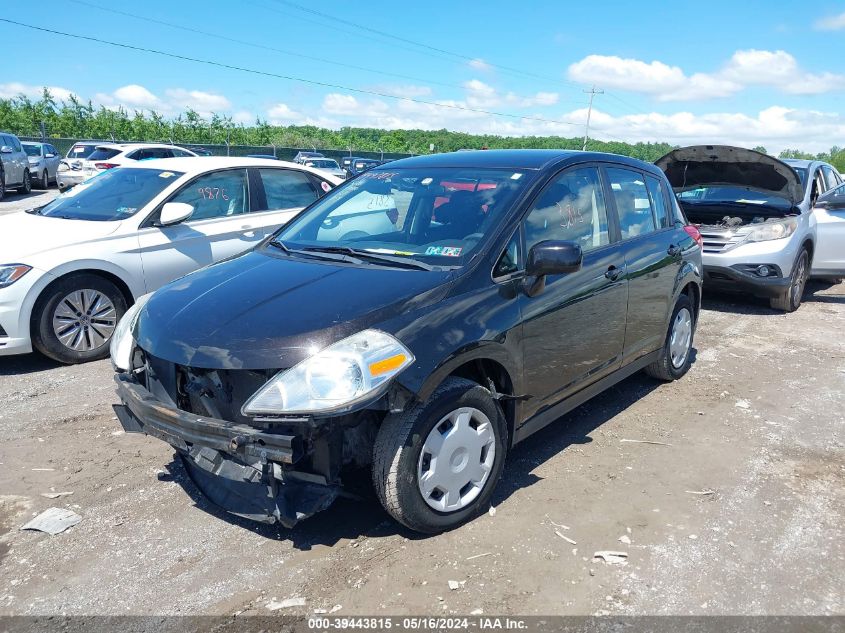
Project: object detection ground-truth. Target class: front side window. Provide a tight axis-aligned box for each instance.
[606,167,656,239]
[822,166,840,190]
[272,167,530,267]
[524,166,610,253]
[259,169,318,211]
[34,168,183,221]
[169,169,249,220]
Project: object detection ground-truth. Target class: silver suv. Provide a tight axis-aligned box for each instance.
[657,146,845,312]
[0,132,32,200]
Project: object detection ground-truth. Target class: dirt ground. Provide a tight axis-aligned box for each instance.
[0,283,843,617]
[0,188,59,217]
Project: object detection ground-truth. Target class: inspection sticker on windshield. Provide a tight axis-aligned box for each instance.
[426,246,462,257]
[158,171,176,178]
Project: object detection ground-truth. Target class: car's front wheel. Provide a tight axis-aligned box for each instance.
[372,377,508,533]
[32,274,127,364]
[770,249,809,312]
[17,169,31,194]
[39,169,49,189]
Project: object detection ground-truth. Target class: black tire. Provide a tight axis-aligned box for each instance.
[645,293,696,382]
[0,167,5,201]
[17,169,31,194]
[40,170,49,190]
[32,274,127,364]
[770,249,809,312]
[372,376,508,533]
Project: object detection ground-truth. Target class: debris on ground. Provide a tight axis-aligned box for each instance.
[555,530,576,545]
[39,491,73,499]
[266,597,306,611]
[685,489,716,495]
[465,552,492,561]
[20,507,82,535]
[618,535,631,545]
[593,551,628,565]
[447,580,465,590]
[488,506,497,517]
[547,516,570,530]
[735,400,751,409]
[470,608,483,615]
[620,439,672,446]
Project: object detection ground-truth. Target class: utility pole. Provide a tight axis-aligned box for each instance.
[582,85,603,151]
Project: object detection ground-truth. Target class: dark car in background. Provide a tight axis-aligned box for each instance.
[111,150,703,533]
[346,157,380,178]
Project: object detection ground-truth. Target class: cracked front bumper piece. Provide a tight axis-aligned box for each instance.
[113,374,339,527]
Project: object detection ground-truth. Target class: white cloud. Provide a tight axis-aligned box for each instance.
[267,103,304,124]
[232,110,255,125]
[0,82,76,102]
[164,88,231,115]
[815,11,845,30]
[567,55,740,101]
[113,84,160,108]
[505,91,559,107]
[567,49,845,101]
[468,58,492,72]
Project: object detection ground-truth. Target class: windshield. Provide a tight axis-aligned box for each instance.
[35,168,184,221]
[270,167,530,267]
[24,144,42,157]
[67,144,99,159]
[678,186,791,208]
[307,159,339,169]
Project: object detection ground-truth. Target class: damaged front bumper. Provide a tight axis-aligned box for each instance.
[113,373,339,527]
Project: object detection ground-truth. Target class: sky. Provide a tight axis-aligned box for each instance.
[3,0,845,153]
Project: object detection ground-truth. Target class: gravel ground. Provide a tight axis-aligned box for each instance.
[0,188,59,217]
[0,284,843,616]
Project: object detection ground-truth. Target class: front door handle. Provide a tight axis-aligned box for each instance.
[605,265,624,281]
[667,244,682,257]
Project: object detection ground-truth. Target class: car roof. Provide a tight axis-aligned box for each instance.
[96,142,185,151]
[379,149,661,173]
[21,141,45,145]
[118,156,343,182]
[780,158,820,169]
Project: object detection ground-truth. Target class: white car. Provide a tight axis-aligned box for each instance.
[303,158,346,180]
[57,142,197,192]
[0,157,341,363]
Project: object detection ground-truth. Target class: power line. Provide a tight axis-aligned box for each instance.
[0,18,589,129]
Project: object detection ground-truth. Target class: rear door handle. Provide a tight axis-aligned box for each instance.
[605,265,624,281]
[667,244,682,257]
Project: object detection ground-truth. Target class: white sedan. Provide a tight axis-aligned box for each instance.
[0,157,341,363]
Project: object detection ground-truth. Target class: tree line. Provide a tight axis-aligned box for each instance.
[1,88,843,170]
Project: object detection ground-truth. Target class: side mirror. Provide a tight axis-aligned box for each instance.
[0,146,12,154]
[523,240,583,297]
[158,202,194,226]
[45,153,56,158]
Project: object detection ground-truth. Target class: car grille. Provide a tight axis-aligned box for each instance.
[699,228,745,253]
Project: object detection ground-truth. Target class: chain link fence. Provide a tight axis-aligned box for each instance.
[18,136,415,163]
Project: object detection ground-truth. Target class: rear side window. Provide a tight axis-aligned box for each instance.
[8,135,22,152]
[88,148,121,161]
[606,167,656,239]
[524,166,610,253]
[645,175,670,229]
[259,169,318,210]
[169,169,249,220]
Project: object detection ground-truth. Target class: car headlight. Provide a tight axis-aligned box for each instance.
[242,329,414,416]
[110,293,153,372]
[0,264,32,289]
[746,218,798,242]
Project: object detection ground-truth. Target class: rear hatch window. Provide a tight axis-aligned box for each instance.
[87,148,121,161]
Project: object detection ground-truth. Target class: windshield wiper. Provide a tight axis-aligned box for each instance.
[302,246,436,271]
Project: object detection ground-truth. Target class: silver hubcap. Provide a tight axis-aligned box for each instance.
[52,289,117,352]
[669,307,693,368]
[417,407,496,512]
[791,255,807,305]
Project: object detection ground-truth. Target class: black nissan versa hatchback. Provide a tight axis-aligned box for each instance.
[111,150,703,533]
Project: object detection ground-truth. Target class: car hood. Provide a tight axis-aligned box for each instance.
[134,249,453,370]
[0,211,122,262]
[655,145,803,204]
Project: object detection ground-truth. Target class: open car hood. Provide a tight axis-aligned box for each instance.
[655,145,803,205]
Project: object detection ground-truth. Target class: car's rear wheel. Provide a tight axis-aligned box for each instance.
[17,169,31,194]
[32,274,127,364]
[645,293,695,382]
[770,249,808,312]
[372,377,507,533]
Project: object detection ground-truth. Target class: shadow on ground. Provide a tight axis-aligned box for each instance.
[166,364,671,548]
[0,351,62,377]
